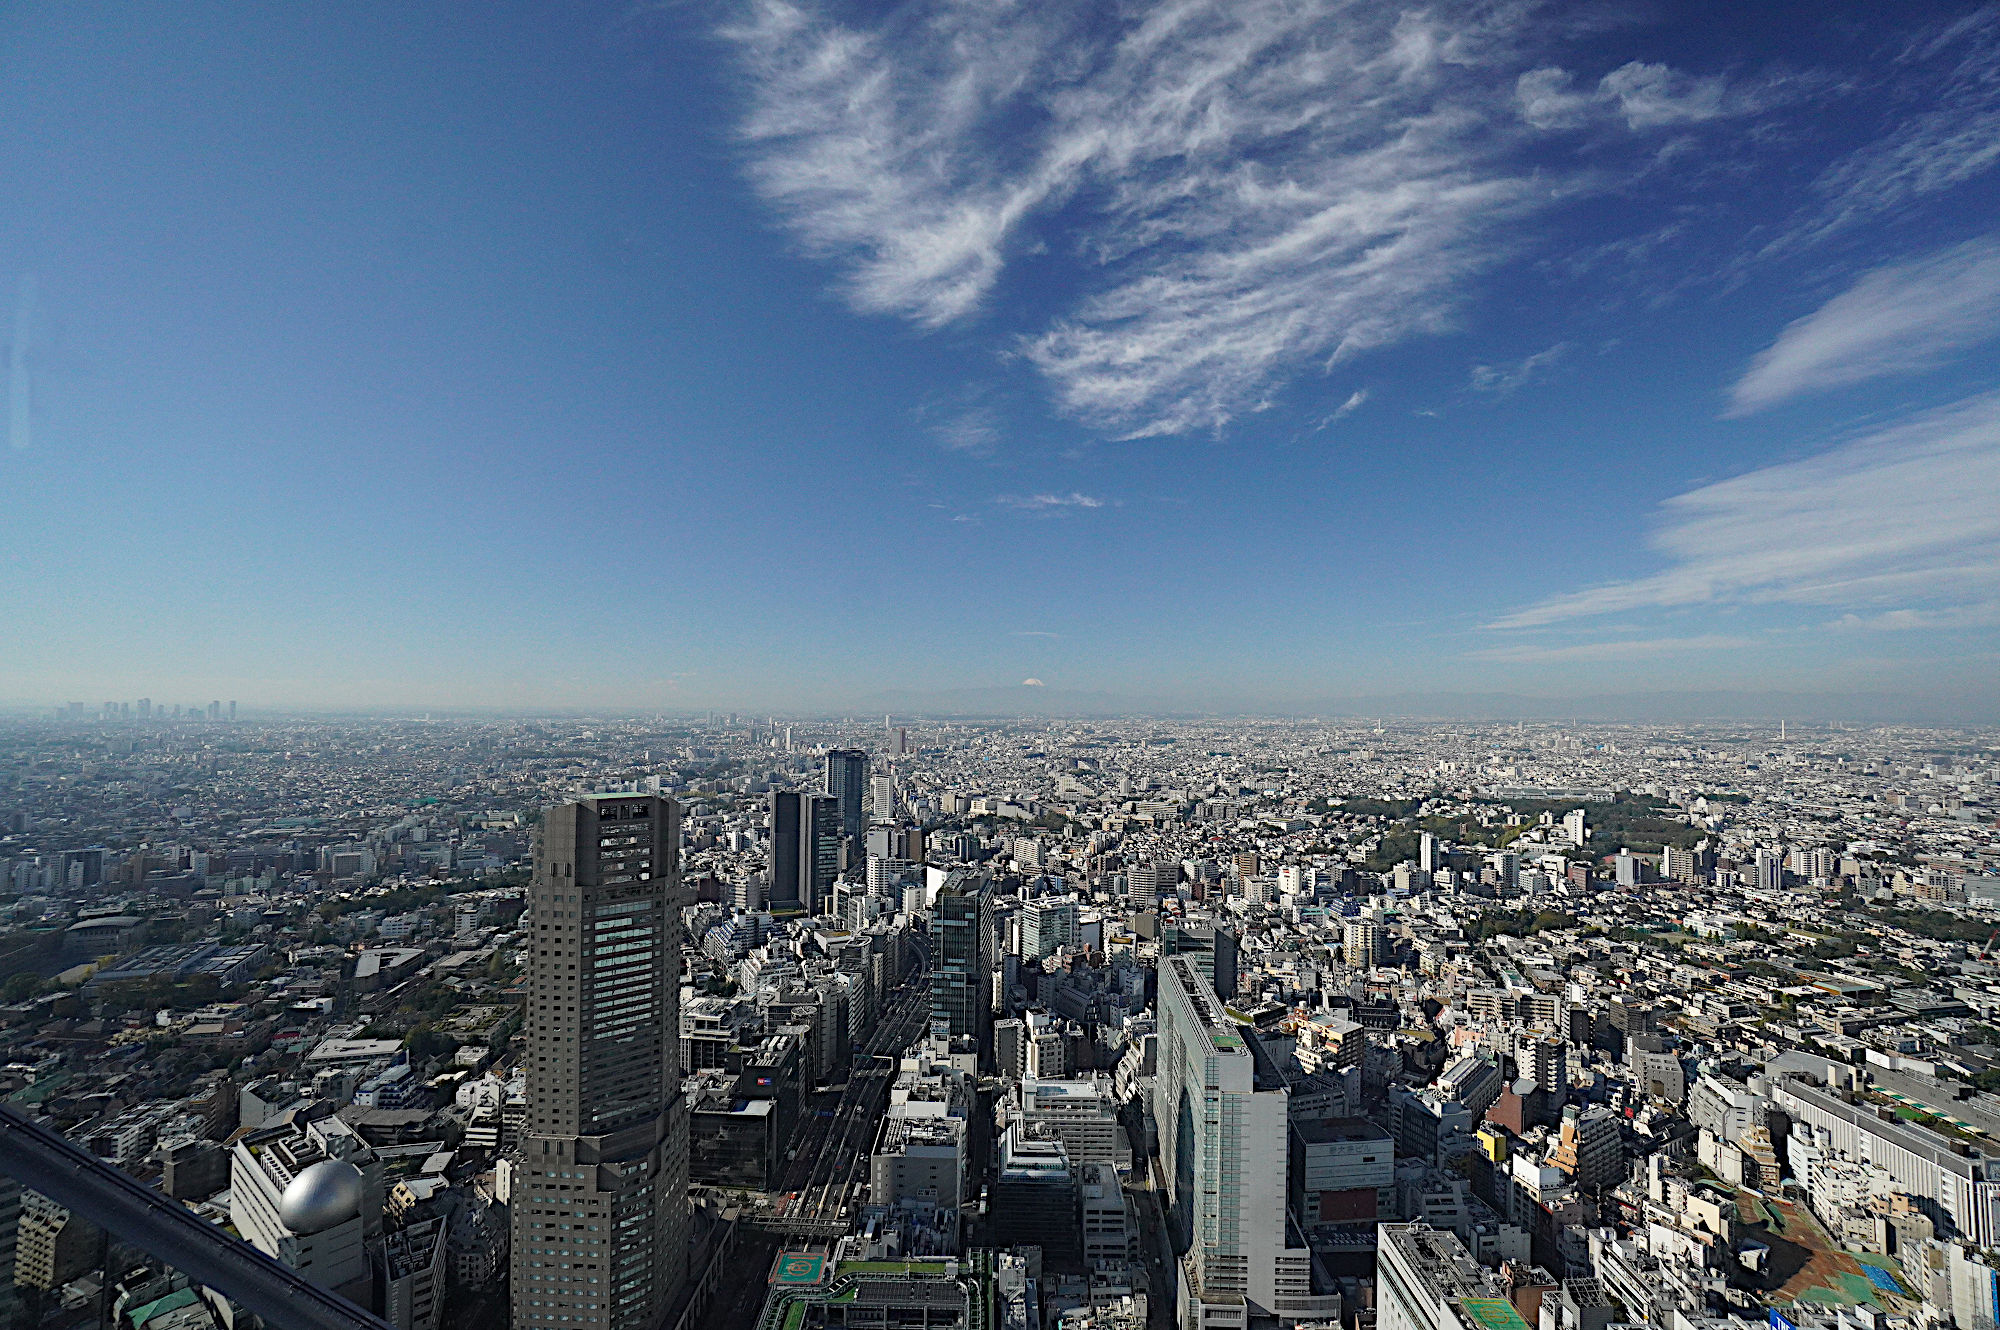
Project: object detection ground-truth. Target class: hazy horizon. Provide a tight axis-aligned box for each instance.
[12,684,2000,727]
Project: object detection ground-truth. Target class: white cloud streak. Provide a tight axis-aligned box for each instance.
[1729,238,2000,414]
[930,410,1001,454]
[1470,341,1568,393]
[1470,635,1753,663]
[1515,60,1748,131]
[720,0,1081,328]
[1777,9,2000,251]
[996,491,1105,512]
[721,0,1772,438]
[1488,390,2000,630]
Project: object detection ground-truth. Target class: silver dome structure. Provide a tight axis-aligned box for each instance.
[278,1159,364,1235]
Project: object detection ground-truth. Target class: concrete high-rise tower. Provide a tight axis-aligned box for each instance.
[769,789,841,915]
[1126,860,1177,911]
[1019,896,1080,961]
[1155,956,1321,1325]
[800,792,839,910]
[824,749,870,844]
[511,794,689,1330]
[931,869,992,1053]
[768,790,803,913]
[1342,918,1384,968]
[1519,1036,1566,1097]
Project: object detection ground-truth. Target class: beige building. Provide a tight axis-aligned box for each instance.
[15,1191,96,1292]
[510,795,690,1330]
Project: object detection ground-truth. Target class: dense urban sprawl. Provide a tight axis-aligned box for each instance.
[0,711,1997,1330]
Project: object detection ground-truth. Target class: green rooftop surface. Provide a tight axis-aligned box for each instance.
[128,1289,201,1328]
[1458,1297,1534,1330]
[8,1069,72,1105]
[773,1253,826,1284]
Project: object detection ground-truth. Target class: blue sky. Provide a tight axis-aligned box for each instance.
[2,1,1998,715]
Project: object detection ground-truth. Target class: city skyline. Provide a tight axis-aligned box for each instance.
[0,708,1996,1330]
[3,2,1998,713]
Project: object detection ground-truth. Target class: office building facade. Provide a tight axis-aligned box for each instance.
[931,870,992,1053]
[768,789,841,914]
[230,1115,383,1309]
[1021,897,1078,960]
[824,749,870,845]
[800,792,840,910]
[1127,860,1177,911]
[1155,957,1322,1329]
[511,794,689,1330]
[1776,1077,2000,1245]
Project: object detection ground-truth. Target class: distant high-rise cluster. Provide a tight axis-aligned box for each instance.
[57,698,236,722]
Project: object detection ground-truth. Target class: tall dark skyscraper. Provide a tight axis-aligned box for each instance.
[930,868,992,1056]
[511,794,688,1330]
[768,789,841,914]
[768,790,802,912]
[824,748,870,844]
[802,791,839,909]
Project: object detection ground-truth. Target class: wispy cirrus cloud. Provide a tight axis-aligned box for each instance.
[1729,237,2000,414]
[1312,389,1370,432]
[1835,604,2000,632]
[721,0,1779,438]
[996,491,1105,513]
[1487,389,2000,631]
[1470,342,1569,394]
[929,409,1001,455]
[720,0,1077,328]
[1514,60,1764,131]
[1470,634,1753,663]
[1775,8,2000,252]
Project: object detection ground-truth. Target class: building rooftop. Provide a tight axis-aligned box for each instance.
[1166,957,1243,1054]
[1780,1077,1992,1177]
[1383,1224,1509,1303]
[1292,1116,1393,1145]
[878,1113,963,1158]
